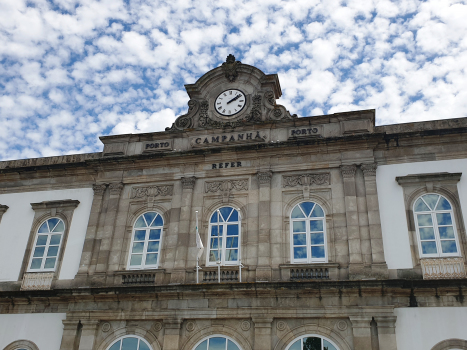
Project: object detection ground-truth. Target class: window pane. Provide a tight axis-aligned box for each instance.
[44,257,56,269]
[109,341,121,350]
[149,229,161,240]
[225,249,238,261]
[145,253,158,265]
[134,230,146,241]
[30,258,42,269]
[134,216,146,228]
[121,337,138,350]
[147,241,159,252]
[303,337,321,350]
[419,227,435,240]
[288,340,301,350]
[130,254,143,266]
[421,241,437,255]
[422,194,439,210]
[36,235,48,246]
[226,237,238,248]
[227,340,240,350]
[210,212,218,223]
[310,233,324,245]
[132,242,144,253]
[300,202,314,217]
[436,197,452,210]
[211,226,218,237]
[33,246,45,257]
[310,220,324,232]
[227,225,238,236]
[50,234,61,245]
[441,240,457,254]
[294,247,307,259]
[47,246,59,257]
[414,198,430,212]
[219,207,233,222]
[310,205,324,217]
[144,212,157,226]
[153,214,163,227]
[292,206,305,218]
[311,246,325,258]
[417,214,433,227]
[209,250,219,262]
[293,233,306,246]
[48,218,60,231]
[293,221,306,233]
[139,341,150,350]
[323,340,337,350]
[52,220,65,232]
[38,222,49,233]
[229,210,239,222]
[439,226,455,239]
[210,238,219,249]
[195,340,208,350]
[209,337,226,350]
[436,213,452,226]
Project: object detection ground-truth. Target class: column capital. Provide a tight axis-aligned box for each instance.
[181,176,196,190]
[81,320,100,330]
[361,163,378,177]
[92,183,107,196]
[349,316,372,328]
[62,320,80,330]
[252,317,273,327]
[340,164,357,179]
[163,317,182,329]
[109,182,124,196]
[257,171,273,185]
[374,316,397,328]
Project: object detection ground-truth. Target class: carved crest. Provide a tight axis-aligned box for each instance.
[222,54,241,82]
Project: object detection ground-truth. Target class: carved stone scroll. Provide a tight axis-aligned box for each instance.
[205,179,249,193]
[131,185,174,199]
[282,173,330,187]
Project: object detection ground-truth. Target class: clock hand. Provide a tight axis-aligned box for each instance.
[226,94,241,104]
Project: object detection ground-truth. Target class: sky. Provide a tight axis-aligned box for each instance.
[1,0,467,161]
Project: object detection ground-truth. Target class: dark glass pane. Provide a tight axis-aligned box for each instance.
[226,237,238,248]
[108,341,121,350]
[149,229,161,240]
[132,242,144,253]
[153,214,163,227]
[300,202,315,217]
[47,245,59,257]
[227,225,238,236]
[134,216,146,228]
[422,194,439,210]
[439,226,455,239]
[291,206,305,218]
[139,340,150,350]
[436,213,452,226]
[219,207,233,222]
[211,226,218,237]
[36,235,48,246]
[134,230,146,241]
[421,241,437,255]
[293,233,306,246]
[130,254,143,266]
[50,234,61,245]
[227,340,240,350]
[288,339,301,350]
[310,233,324,245]
[229,209,239,222]
[417,214,433,227]
[210,212,218,223]
[48,218,60,231]
[436,197,452,210]
[441,240,457,254]
[30,258,42,269]
[121,337,138,350]
[144,212,157,226]
[310,220,324,232]
[293,221,306,233]
[147,241,159,252]
[419,227,435,240]
[303,337,321,350]
[226,249,238,261]
[33,246,45,257]
[310,204,324,217]
[294,247,307,259]
[44,257,56,269]
[195,340,208,350]
[38,222,49,233]
[209,337,226,350]
[312,246,325,258]
[414,198,430,212]
[52,220,65,232]
[145,253,158,265]
[323,339,337,350]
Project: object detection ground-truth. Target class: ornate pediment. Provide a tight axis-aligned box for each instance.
[166,55,296,132]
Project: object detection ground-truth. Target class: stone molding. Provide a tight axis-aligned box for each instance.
[30,199,80,211]
[109,182,124,195]
[257,171,273,185]
[130,185,174,199]
[340,164,357,179]
[373,316,397,329]
[349,316,372,328]
[205,179,248,193]
[431,339,467,350]
[361,163,377,177]
[3,340,39,350]
[282,173,330,187]
[181,176,196,190]
[92,184,107,195]
[396,172,462,186]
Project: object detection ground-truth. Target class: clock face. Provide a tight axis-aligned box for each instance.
[215,89,246,116]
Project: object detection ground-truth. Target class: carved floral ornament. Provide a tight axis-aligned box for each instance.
[92,183,107,195]
[257,171,273,185]
[222,54,241,82]
[282,173,331,187]
[109,182,124,195]
[181,176,196,190]
[205,179,248,193]
[340,165,357,179]
[130,185,174,199]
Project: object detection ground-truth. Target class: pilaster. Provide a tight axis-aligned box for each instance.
[374,316,397,350]
[253,317,273,350]
[349,316,372,350]
[256,171,272,281]
[59,320,80,350]
[78,320,99,350]
[162,318,182,350]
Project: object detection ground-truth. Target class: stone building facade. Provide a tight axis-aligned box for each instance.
[1,56,467,350]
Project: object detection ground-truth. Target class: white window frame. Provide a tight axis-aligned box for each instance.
[290,201,327,264]
[107,335,152,350]
[127,211,164,270]
[284,334,340,350]
[192,335,243,350]
[27,217,65,272]
[413,193,461,258]
[206,207,241,266]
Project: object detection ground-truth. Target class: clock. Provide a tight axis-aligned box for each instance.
[215,89,246,116]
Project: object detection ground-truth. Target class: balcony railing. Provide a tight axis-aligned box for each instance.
[203,269,239,282]
[420,257,466,280]
[290,267,329,280]
[280,263,339,281]
[21,272,54,290]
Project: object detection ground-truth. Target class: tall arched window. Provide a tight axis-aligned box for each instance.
[207,207,241,266]
[286,335,339,350]
[290,202,327,263]
[414,194,460,257]
[107,336,152,350]
[127,212,164,269]
[28,217,65,272]
[193,335,242,350]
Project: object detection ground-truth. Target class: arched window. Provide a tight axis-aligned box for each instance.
[286,335,339,350]
[27,217,65,272]
[127,212,164,269]
[193,335,242,350]
[414,194,460,257]
[107,336,152,350]
[290,202,327,263]
[208,207,241,266]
